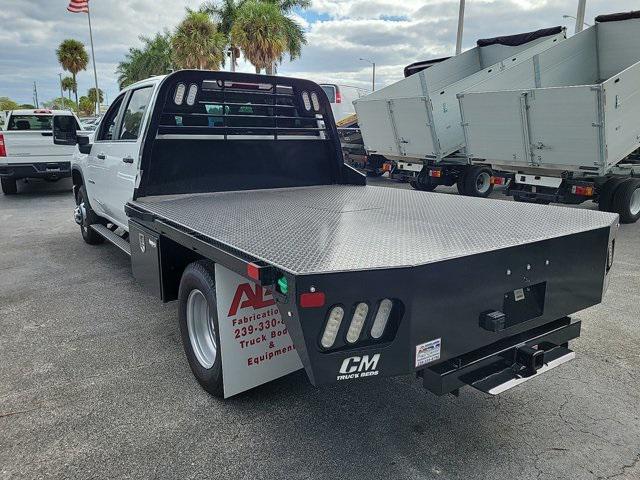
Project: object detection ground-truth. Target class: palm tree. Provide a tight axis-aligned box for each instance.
[202,0,308,71]
[201,0,245,70]
[87,88,104,107]
[56,39,89,105]
[171,10,226,70]
[230,0,289,74]
[61,76,76,102]
[116,32,173,89]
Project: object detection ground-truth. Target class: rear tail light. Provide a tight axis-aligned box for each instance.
[335,89,342,103]
[321,306,345,348]
[370,299,393,339]
[429,169,442,178]
[300,291,325,308]
[0,133,6,157]
[346,302,369,343]
[491,176,505,185]
[571,185,594,197]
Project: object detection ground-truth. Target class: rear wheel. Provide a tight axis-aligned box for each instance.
[1,177,17,195]
[76,186,104,245]
[178,260,224,398]
[612,178,640,224]
[456,171,468,195]
[598,177,626,213]
[464,166,494,198]
[410,178,436,191]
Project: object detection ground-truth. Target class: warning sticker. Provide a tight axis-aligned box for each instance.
[415,338,441,367]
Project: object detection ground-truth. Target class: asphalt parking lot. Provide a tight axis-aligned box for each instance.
[0,177,638,480]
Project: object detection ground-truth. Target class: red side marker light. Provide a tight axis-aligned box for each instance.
[247,263,260,281]
[299,292,326,308]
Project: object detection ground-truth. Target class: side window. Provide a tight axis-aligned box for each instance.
[97,94,125,141]
[119,87,153,140]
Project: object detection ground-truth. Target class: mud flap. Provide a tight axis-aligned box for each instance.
[214,264,303,398]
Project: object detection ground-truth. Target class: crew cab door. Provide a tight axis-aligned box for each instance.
[104,86,153,227]
[88,94,126,219]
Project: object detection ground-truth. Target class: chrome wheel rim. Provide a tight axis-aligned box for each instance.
[476,172,491,194]
[187,289,217,369]
[630,187,640,216]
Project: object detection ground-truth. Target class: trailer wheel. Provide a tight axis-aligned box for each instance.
[612,178,640,224]
[410,178,436,192]
[76,186,104,245]
[456,171,468,195]
[1,177,17,195]
[178,260,224,398]
[464,166,494,198]
[598,177,626,213]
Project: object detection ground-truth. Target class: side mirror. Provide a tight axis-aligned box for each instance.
[53,116,78,146]
[77,134,92,155]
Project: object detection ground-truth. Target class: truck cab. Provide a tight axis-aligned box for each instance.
[0,109,81,194]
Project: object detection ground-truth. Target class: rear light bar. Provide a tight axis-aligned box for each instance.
[34,109,52,114]
[571,185,594,197]
[0,133,6,157]
[320,298,395,350]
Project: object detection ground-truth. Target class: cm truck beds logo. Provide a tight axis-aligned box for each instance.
[337,354,380,380]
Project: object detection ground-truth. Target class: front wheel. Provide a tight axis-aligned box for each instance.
[612,178,640,224]
[1,177,17,195]
[178,260,224,398]
[463,166,494,198]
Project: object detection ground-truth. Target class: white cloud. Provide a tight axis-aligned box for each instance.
[0,0,638,104]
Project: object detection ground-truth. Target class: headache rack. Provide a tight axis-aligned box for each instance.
[156,76,331,140]
[135,70,362,199]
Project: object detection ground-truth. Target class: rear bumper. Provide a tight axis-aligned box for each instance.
[421,317,579,395]
[0,162,71,180]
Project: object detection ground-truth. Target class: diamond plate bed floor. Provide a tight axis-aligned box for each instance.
[130,185,617,275]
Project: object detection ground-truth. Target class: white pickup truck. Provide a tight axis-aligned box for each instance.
[0,109,81,194]
[52,71,616,400]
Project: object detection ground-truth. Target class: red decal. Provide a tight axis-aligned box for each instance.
[228,283,276,316]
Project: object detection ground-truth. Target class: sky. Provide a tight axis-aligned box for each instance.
[0,0,638,106]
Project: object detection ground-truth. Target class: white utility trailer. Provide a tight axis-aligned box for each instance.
[459,11,640,223]
[354,27,566,196]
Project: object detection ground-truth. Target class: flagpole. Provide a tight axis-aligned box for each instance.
[87,3,100,115]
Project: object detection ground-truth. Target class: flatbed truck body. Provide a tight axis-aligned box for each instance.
[55,71,618,399]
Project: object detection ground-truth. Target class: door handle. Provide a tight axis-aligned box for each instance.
[97,153,106,160]
[122,156,134,164]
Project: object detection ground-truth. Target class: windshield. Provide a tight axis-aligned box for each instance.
[321,85,336,103]
[7,114,53,131]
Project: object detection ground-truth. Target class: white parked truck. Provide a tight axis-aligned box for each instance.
[52,71,617,400]
[458,11,640,223]
[0,109,81,194]
[354,27,566,196]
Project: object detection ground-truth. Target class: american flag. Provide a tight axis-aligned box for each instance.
[67,0,89,13]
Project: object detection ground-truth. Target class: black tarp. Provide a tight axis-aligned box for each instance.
[403,56,450,77]
[477,26,563,47]
[595,11,640,23]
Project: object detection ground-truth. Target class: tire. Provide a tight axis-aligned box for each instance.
[463,166,494,198]
[598,177,626,213]
[178,260,224,398]
[612,178,640,224]
[77,186,104,245]
[1,177,17,195]
[456,171,467,195]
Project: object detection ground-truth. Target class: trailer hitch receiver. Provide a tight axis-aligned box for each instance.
[515,345,545,376]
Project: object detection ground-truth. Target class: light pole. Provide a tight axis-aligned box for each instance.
[455,0,465,55]
[58,73,64,106]
[359,58,376,91]
[574,0,587,34]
